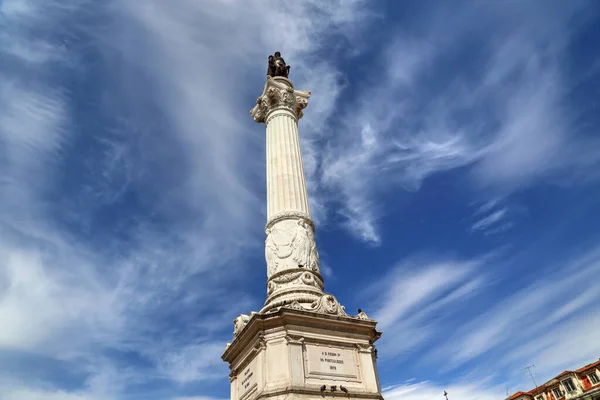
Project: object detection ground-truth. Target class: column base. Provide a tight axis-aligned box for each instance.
[223,305,383,400]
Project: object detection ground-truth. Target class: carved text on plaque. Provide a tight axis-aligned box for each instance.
[305,344,359,379]
[237,359,257,400]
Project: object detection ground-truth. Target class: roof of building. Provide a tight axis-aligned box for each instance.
[529,384,547,395]
[508,391,530,400]
[508,359,600,399]
[555,370,573,379]
[576,360,600,374]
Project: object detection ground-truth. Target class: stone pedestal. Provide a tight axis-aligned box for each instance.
[223,72,383,400]
[223,305,383,400]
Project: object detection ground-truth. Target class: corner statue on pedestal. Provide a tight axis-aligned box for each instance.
[267,51,290,78]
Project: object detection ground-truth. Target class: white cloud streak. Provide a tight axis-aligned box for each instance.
[420,246,600,387]
[370,244,600,397]
[319,1,600,244]
[384,380,504,400]
[1,0,598,399]
[365,254,488,357]
[471,208,507,232]
[0,0,372,398]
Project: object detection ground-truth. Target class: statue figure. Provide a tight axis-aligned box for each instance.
[267,55,275,77]
[267,51,290,78]
[291,219,311,268]
[309,238,319,271]
[265,228,279,275]
[233,314,250,336]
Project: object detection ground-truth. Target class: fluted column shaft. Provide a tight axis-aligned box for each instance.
[266,110,310,219]
[250,76,323,311]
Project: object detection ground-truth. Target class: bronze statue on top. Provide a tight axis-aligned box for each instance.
[267,51,291,78]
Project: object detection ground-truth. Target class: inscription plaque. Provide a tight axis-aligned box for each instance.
[237,359,257,399]
[305,344,358,379]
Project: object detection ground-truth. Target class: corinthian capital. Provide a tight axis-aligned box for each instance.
[250,76,311,123]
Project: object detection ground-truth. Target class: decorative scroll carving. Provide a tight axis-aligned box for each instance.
[266,269,323,296]
[295,97,308,120]
[250,76,310,123]
[264,218,320,276]
[355,343,373,353]
[229,368,238,382]
[254,333,267,350]
[267,281,276,296]
[250,96,267,122]
[310,293,349,317]
[233,314,250,337]
[285,334,305,345]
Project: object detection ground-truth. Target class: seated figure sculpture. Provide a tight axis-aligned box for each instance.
[267,51,290,78]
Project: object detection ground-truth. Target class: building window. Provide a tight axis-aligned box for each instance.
[562,378,576,393]
[590,372,600,385]
[553,388,564,398]
[536,395,544,400]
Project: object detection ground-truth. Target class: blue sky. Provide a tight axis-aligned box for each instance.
[1,0,600,399]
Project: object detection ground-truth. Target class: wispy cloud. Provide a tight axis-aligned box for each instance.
[471,208,507,232]
[365,254,488,357]
[0,387,91,400]
[369,244,600,397]
[319,1,600,244]
[172,397,227,400]
[157,342,225,384]
[2,0,599,399]
[0,0,372,398]
[384,380,504,400]
[423,245,600,384]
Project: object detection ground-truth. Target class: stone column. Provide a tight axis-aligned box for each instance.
[250,76,324,311]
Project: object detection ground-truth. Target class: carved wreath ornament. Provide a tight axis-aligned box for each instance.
[309,294,349,317]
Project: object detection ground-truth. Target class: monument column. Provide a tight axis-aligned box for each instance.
[223,52,383,400]
[251,74,324,311]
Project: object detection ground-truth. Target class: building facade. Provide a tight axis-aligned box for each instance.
[509,360,600,400]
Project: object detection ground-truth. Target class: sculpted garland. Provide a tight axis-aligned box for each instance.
[266,270,323,296]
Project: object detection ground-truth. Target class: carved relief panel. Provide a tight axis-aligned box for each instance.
[265,217,320,277]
